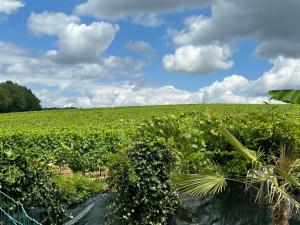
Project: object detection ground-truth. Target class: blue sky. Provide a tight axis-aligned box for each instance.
[0,0,300,107]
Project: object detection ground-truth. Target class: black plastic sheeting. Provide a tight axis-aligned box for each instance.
[173,183,300,225]
[29,185,300,225]
[65,194,114,225]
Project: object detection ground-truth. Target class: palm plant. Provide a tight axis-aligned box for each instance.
[173,127,300,225]
[269,90,300,104]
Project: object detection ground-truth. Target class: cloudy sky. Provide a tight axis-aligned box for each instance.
[0,0,300,107]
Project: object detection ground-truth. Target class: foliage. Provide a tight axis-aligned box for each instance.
[54,173,106,205]
[269,89,300,104]
[0,131,128,174]
[0,81,41,113]
[173,173,227,196]
[174,128,300,225]
[108,129,180,225]
[0,104,299,223]
[0,104,298,135]
[0,145,70,224]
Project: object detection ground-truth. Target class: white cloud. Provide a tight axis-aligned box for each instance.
[199,75,258,103]
[36,81,202,108]
[103,56,145,71]
[45,22,119,64]
[68,56,300,107]
[169,0,300,58]
[27,12,80,35]
[131,13,163,27]
[253,57,300,91]
[0,41,144,90]
[28,12,120,64]
[1,41,300,108]
[200,56,300,103]
[0,41,27,63]
[126,41,155,56]
[75,0,210,26]
[163,44,233,74]
[0,0,24,15]
[33,56,300,107]
[169,15,212,46]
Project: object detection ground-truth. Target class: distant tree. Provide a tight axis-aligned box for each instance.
[0,88,13,112]
[0,81,41,113]
[23,87,42,111]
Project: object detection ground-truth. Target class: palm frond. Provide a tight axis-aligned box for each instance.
[274,167,300,188]
[219,127,258,162]
[269,89,300,104]
[266,177,300,211]
[291,159,300,171]
[172,173,227,196]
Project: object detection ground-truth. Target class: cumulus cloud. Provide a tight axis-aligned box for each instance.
[200,56,300,103]
[0,41,144,90]
[1,40,300,108]
[126,41,155,57]
[27,12,80,35]
[28,12,120,64]
[35,55,300,108]
[35,81,202,108]
[75,0,210,26]
[0,0,24,15]
[199,75,257,103]
[163,44,233,74]
[45,22,119,64]
[65,57,300,107]
[169,0,300,58]
[253,57,300,91]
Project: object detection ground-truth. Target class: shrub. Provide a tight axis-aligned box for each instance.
[108,136,180,225]
[54,173,106,205]
[0,146,70,224]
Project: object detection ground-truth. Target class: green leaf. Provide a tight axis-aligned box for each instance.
[267,176,300,210]
[274,167,300,188]
[219,127,258,162]
[172,173,227,196]
[269,89,300,104]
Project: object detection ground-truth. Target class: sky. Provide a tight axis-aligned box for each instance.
[0,0,300,108]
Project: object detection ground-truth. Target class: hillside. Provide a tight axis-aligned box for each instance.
[0,104,299,135]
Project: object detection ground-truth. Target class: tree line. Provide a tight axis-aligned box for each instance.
[0,81,41,113]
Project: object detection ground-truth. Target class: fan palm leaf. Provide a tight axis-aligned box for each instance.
[173,173,227,196]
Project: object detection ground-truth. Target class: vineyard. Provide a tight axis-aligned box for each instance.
[1,104,300,224]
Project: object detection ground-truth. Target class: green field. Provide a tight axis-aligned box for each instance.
[1,104,300,224]
[0,104,299,134]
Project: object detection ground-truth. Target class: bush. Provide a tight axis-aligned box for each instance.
[0,146,70,224]
[0,130,128,174]
[108,137,180,225]
[108,110,300,224]
[54,173,106,205]
[1,106,299,224]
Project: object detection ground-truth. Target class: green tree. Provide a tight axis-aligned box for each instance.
[0,88,13,112]
[0,81,41,112]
